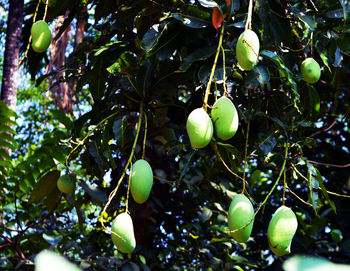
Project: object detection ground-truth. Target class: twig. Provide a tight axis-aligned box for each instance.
[286,184,313,207]
[154,175,175,184]
[309,118,337,138]
[308,160,350,168]
[213,143,246,184]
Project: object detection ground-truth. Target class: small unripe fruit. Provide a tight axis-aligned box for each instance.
[31,20,52,53]
[131,159,153,204]
[186,108,213,148]
[57,175,75,193]
[211,96,239,140]
[301,58,321,84]
[35,250,81,271]
[267,206,298,256]
[236,30,260,71]
[111,213,136,254]
[228,194,254,243]
[331,229,343,243]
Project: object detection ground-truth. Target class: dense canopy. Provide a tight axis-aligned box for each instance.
[0,0,349,270]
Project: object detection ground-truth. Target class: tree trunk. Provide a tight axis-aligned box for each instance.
[1,0,24,111]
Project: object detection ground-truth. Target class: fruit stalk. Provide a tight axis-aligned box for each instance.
[203,25,225,111]
[245,0,254,30]
[18,0,41,66]
[142,113,148,159]
[242,118,250,193]
[221,46,227,95]
[125,162,133,212]
[100,103,144,234]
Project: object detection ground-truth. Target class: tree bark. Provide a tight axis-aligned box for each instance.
[1,0,24,111]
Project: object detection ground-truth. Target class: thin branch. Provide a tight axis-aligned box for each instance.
[309,118,337,138]
[308,160,350,168]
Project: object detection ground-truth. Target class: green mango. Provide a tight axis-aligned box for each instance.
[283,255,350,271]
[111,212,136,254]
[301,58,321,84]
[228,194,254,243]
[57,175,75,193]
[267,206,298,256]
[131,159,153,204]
[236,30,260,71]
[35,250,81,271]
[211,96,239,140]
[31,20,52,53]
[186,107,213,148]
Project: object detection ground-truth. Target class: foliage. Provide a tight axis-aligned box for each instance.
[1,0,350,270]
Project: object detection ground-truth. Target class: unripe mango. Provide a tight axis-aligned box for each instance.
[267,206,298,256]
[211,97,239,140]
[301,58,321,84]
[131,159,153,204]
[57,175,75,193]
[236,30,260,71]
[186,108,213,148]
[31,20,52,53]
[111,212,136,254]
[35,250,81,271]
[228,194,254,243]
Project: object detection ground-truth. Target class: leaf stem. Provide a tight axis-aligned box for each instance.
[142,112,148,159]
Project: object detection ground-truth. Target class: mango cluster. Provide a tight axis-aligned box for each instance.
[111,159,154,253]
[186,96,239,148]
[227,194,298,256]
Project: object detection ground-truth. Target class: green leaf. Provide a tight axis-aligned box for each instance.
[339,0,350,25]
[42,233,63,246]
[80,182,108,203]
[179,46,217,72]
[142,21,183,58]
[51,109,73,130]
[113,117,127,146]
[29,170,61,204]
[45,187,61,212]
[260,50,299,107]
[172,13,210,29]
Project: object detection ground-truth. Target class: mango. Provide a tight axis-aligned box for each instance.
[57,175,75,193]
[301,58,321,84]
[111,212,136,254]
[236,30,260,71]
[211,96,239,140]
[186,108,213,148]
[267,206,298,256]
[31,20,52,53]
[35,250,81,271]
[228,194,254,243]
[131,159,153,204]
